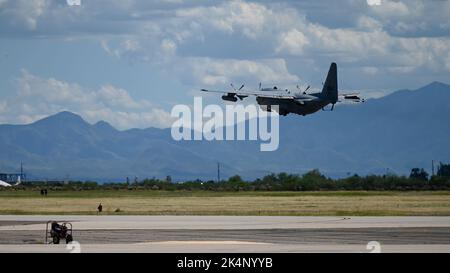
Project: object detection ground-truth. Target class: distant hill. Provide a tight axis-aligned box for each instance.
[1,82,449,181]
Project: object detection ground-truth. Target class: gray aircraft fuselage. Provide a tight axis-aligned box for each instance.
[256,62,338,116]
[256,93,331,116]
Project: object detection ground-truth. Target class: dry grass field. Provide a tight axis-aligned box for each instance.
[0,190,449,216]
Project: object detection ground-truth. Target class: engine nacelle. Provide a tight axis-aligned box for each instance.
[222,94,238,102]
[344,95,360,100]
[261,86,279,91]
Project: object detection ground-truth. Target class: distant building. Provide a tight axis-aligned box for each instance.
[0,173,25,184]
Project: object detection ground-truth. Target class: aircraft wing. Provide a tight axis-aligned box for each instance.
[201,89,295,99]
[0,180,12,187]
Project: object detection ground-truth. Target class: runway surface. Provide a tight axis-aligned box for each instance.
[1,216,450,253]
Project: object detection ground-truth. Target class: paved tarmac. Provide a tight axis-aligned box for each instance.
[1,216,450,253]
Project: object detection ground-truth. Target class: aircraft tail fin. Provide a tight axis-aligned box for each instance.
[321,62,338,103]
[15,176,21,186]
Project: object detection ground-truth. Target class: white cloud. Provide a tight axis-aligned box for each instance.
[357,16,383,31]
[175,1,276,39]
[122,39,141,52]
[3,0,447,77]
[387,66,415,74]
[183,57,299,86]
[101,39,144,59]
[370,0,410,18]
[362,66,379,75]
[274,15,450,73]
[366,0,381,6]
[0,70,173,129]
[160,38,177,57]
[1,0,449,103]
[0,0,50,30]
[365,0,450,37]
[97,85,152,110]
[276,29,310,55]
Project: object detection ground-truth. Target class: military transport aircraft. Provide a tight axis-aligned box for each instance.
[0,176,21,187]
[201,63,364,116]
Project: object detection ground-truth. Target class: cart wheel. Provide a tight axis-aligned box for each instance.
[53,236,60,244]
[66,235,73,244]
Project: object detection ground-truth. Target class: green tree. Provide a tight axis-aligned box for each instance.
[410,168,429,181]
[227,175,246,190]
[437,163,450,178]
[228,175,244,183]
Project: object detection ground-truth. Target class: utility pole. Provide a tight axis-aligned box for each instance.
[217,162,220,183]
[432,160,435,176]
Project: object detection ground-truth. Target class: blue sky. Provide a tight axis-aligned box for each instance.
[0,0,449,129]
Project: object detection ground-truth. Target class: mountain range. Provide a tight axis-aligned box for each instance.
[1,82,449,181]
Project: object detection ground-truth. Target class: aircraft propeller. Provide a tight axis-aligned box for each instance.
[231,83,244,92]
[296,85,310,94]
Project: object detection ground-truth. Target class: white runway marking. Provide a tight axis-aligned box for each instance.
[136,241,272,245]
